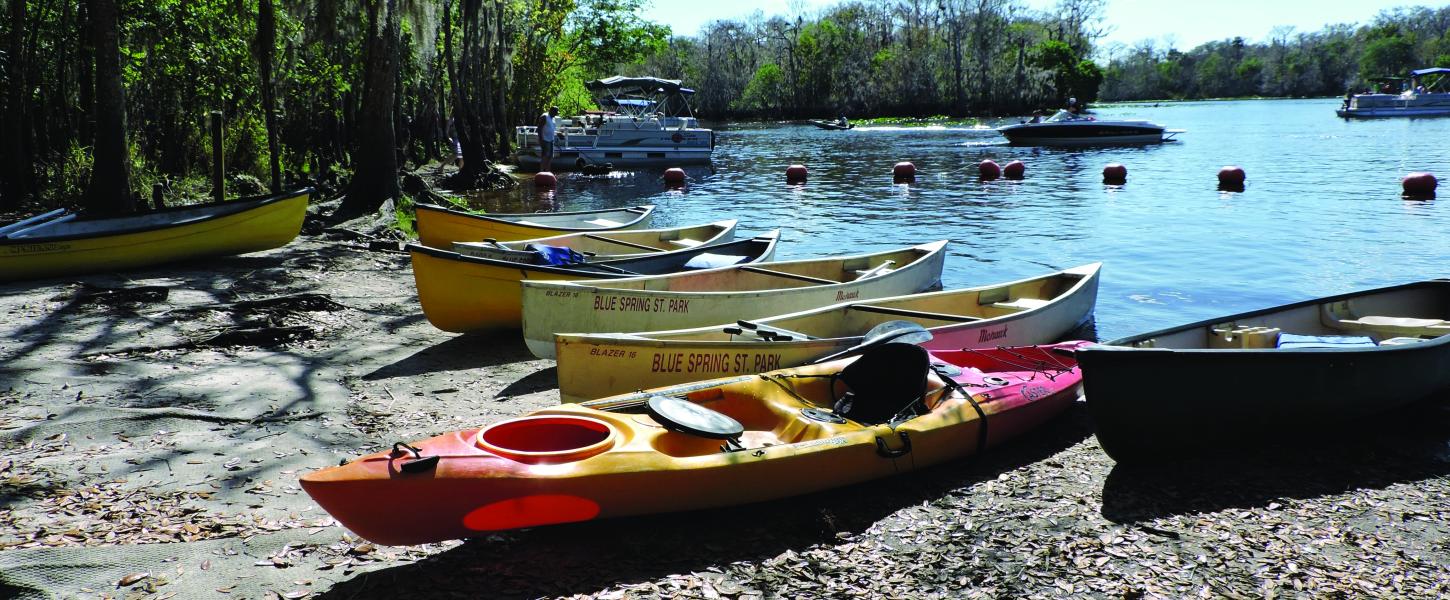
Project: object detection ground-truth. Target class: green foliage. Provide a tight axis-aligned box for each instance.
[1360,36,1415,80]
[734,63,786,114]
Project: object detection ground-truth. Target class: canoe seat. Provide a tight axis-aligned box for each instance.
[853,260,897,281]
[1209,325,1280,349]
[668,238,704,248]
[1321,302,1450,338]
[585,218,624,227]
[513,220,543,226]
[684,253,748,269]
[990,297,1051,312]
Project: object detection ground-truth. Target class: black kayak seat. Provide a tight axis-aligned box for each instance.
[832,342,930,424]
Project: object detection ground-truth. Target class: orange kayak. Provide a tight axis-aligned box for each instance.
[301,341,1088,545]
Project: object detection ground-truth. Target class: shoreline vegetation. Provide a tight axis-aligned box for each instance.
[1,2,1447,216]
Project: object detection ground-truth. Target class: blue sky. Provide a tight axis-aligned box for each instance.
[641,0,1422,52]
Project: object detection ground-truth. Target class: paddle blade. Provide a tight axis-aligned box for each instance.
[811,320,932,364]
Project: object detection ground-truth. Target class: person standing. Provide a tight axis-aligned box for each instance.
[537,105,560,171]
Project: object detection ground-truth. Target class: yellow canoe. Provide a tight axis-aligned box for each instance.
[0,189,310,283]
[553,263,1100,402]
[452,219,736,263]
[520,240,950,358]
[411,232,782,333]
[415,203,655,248]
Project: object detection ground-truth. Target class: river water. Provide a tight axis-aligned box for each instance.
[470,98,1450,341]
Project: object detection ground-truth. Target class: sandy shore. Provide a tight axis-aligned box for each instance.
[2,203,1449,599]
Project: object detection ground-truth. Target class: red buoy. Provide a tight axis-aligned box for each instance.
[1103,163,1128,183]
[1218,165,1246,187]
[978,160,1001,180]
[664,168,687,187]
[893,162,916,183]
[534,171,557,188]
[1003,160,1026,180]
[1402,172,1438,197]
[785,164,808,183]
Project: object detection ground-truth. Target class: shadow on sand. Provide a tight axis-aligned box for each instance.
[314,404,1097,599]
[1100,393,1450,524]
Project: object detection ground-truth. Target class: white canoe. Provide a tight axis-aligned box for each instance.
[521,240,950,358]
[552,263,1100,401]
[414,203,655,248]
[451,219,737,264]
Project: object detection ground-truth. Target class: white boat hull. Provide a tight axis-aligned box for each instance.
[520,241,950,358]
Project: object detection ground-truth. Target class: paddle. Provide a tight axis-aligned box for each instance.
[811,320,933,364]
[735,319,818,341]
[0,208,68,238]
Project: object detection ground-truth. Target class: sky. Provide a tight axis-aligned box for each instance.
[640,0,1422,52]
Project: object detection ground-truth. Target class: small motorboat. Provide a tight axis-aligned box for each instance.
[1076,278,1450,462]
[810,119,855,130]
[300,340,1089,545]
[553,263,1099,402]
[520,240,950,358]
[413,203,654,248]
[997,110,1180,146]
[1,189,311,282]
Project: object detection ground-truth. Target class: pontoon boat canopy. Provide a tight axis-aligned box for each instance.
[587,76,695,95]
[1410,68,1450,77]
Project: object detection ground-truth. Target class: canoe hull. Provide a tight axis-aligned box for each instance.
[300,342,1087,545]
[0,190,309,282]
[414,203,654,248]
[1077,279,1450,462]
[412,233,781,333]
[555,263,1099,402]
[522,241,950,358]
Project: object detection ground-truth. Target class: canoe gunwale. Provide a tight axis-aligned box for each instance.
[1091,279,1450,349]
[0,188,312,245]
[413,203,656,234]
[528,239,951,298]
[408,230,781,279]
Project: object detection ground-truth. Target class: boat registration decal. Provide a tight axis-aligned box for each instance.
[978,326,1008,343]
[591,295,689,313]
[650,351,782,374]
[1021,385,1051,401]
[3,242,71,255]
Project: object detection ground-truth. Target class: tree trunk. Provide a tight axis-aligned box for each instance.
[84,0,133,216]
[2,0,32,208]
[256,0,281,193]
[335,0,402,218]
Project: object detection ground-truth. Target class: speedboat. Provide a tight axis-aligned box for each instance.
[514,76,715,171]
[810,119,854,130]
[1337,68,1450,118]
[996,110,1179,146]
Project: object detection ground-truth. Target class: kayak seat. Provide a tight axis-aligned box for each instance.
[832,343,930,425]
